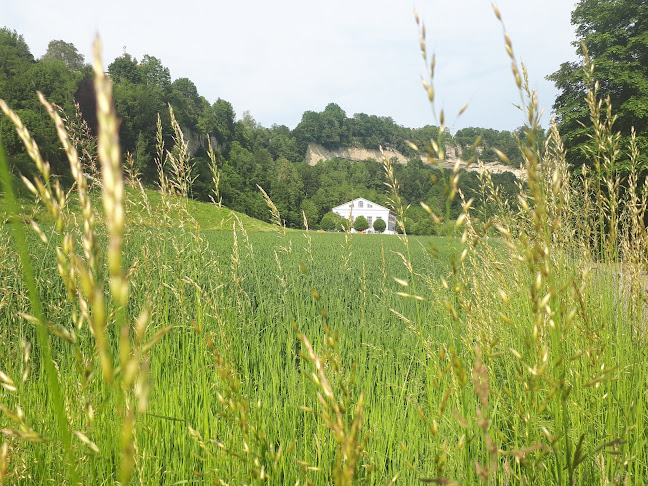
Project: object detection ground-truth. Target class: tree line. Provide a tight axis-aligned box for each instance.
[2,0,645,229]
[0,28,522,232]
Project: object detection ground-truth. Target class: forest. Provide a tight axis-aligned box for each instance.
[0,29,521,232]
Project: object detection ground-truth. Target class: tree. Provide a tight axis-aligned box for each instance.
[338,217,352,232]
[169,77,203,128]
[140,54,171,91]
[270,157,303,227]
[268,124,301,163]
[373,218,386,233]
[294,110,323,154]
[548,0,648,169]
[353,215,369,232]
[16,61,80,111]
[321,103,351,147]
[208,98,236,152]
[300,199,320,228]
[108,53,142,84]
[111,81,166,171]
[413,218,436,236]
[41,40,85,70]
[0,28,35,106]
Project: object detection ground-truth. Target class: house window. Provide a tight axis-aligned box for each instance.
[368,204,372,208]
[367,216,372,226]
[358,200,364,208]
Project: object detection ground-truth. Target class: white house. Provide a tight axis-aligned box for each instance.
[332,197,398,234]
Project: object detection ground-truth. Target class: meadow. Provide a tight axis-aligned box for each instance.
[1,24,648,486]
[0,223,459,483]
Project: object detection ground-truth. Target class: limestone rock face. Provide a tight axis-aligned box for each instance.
[304,143,524,178]
[304,144,408,165]
[181,127,219,156]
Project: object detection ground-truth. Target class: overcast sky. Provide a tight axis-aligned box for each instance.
[5,0,580,133]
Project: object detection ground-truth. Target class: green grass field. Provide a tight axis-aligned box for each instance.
[0,219,458,483]
[1,200,647,484]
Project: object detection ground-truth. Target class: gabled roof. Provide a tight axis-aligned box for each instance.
[332,197,394,214]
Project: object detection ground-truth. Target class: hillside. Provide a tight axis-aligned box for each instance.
[0,29,525,232]
[304,142,524,178]
[128,189,277,232]
[1,187,276,232]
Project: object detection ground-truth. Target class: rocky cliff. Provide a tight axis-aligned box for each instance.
[181,127,220,156]
[304,143,524,178]
[305,144,409,165]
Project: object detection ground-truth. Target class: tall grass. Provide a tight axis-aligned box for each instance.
[0,8,647,485]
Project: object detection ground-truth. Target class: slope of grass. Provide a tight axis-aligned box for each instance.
[2,183,276,232]
[126,188,276,232]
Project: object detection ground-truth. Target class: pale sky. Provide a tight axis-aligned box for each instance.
[4,0,579,133]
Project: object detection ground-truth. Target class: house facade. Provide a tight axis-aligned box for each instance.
[332,197,398,234]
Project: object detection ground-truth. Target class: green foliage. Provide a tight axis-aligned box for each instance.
[111,81,167,175]
[139,54,171,91]
[372,217,386,233]
[452,126,533,165]
[40,39,85,70]
[268,124,301,163]
[338,216,352,232]
[548,0,648,168]
[0,29,34,101]
[300,198,319,228]
[412,217,436,236]
[352,215,369,232]
[270,157,303,227]
[107,52,141,84]
[168,78,200,126]
[293,104,445,158]
[0,28,522,234]
[319,210,342,231]
[0,31,80,175]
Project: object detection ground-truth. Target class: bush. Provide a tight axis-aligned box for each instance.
[353,215,369,232]
[412,217,436,235]
[373,217,386,233]
[395,217,414,235]
[338,217,352,232]
[319,211,341,231]
[436,220,458,237]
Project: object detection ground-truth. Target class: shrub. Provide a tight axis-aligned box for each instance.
[373,217,386,233]
[412,217,436,235]
[338,217,352,232]
[395,217,414,235]
[319,211,341,231]
[353,215,369,232]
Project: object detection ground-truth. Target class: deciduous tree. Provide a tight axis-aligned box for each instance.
[41,40,85,70]
[108,53,141,84]
[548,0,648,169]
